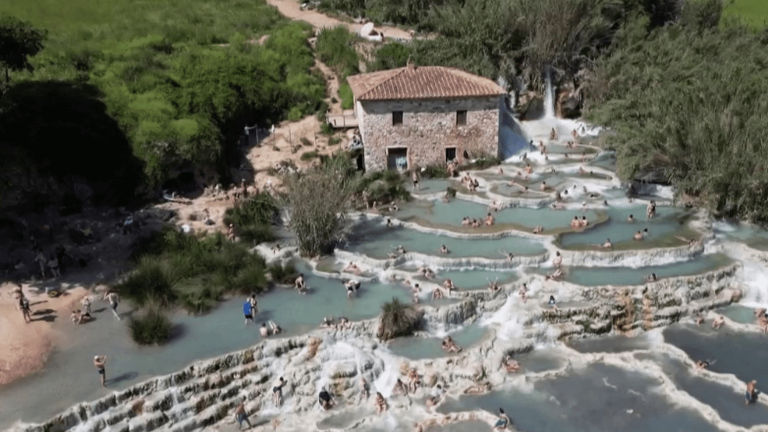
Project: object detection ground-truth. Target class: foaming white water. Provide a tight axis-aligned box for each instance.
[711,220,737,233]
[544,72,555,119]
[481,293,527,340]
[732,249,768,308]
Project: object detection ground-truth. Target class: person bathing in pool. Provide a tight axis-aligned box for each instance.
[294,273,307,293]
[746,380,758,405]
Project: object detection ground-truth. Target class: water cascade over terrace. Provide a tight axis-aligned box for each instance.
[4,91,768,432]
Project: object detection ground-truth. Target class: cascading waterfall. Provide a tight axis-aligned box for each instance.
[544,69,556,119]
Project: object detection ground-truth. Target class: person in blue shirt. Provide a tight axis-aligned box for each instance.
[243,299,254,326]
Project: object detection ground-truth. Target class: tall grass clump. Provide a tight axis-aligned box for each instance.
[377,298,423,341]
[128,306,173,345]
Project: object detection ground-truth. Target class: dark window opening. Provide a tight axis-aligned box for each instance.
[456,110,467,126]
[392,111,403,126]
[387,147,408,170]
[463,150,470,160]
[445,148,457,162]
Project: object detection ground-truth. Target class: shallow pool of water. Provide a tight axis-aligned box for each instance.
[386,325,487,360]
[717,305,756,324]
[0,263,412,427]
[569,334,652,354]
[532,254,732,286]
[397,199,599,232]
[558,205,693,249]
[652,351,768,428]
[418,269,517,291]
[344,221,546,259]
[437,363,719,432]
[664,324,768,386]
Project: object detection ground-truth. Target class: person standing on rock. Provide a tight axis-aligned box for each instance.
[104,291,121,320]
[234,401,252,430]
[94,355,107,387]
[249,295,258,316]
[273,377,287,406]
[411,170,420,191]
[318,386,335,410]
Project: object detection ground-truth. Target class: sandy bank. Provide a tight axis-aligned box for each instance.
[0,283,88,386]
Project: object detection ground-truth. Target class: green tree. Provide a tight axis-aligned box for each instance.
[284,155,359,256]
[0,16,46,86]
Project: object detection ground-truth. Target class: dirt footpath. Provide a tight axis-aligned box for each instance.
[266,0,412,40]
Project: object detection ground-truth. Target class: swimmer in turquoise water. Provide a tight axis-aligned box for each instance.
[494,408,510,430]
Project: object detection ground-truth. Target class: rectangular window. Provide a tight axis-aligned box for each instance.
[387,147,408,171]
[392,111,403,126]
[445,147,456,162]
[456,110,467,126]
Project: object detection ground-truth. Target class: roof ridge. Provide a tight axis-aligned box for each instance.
[358,67,409,100]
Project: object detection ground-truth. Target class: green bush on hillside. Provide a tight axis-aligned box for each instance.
[117,230,268,313]
[0,0,325,200]
[315,27,359,78]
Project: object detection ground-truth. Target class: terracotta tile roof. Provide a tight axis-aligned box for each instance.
[347,66,506,101]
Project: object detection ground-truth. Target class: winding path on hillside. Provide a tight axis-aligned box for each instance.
[265,0,413,40]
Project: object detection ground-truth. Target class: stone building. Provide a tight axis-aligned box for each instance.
[347,64,506,172]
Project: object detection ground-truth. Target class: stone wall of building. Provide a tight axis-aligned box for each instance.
[358,96,501,172]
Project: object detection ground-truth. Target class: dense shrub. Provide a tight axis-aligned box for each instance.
[586,10,768,222]
[421,164,449,179]
[117,230,268,313]
[315,27,359,79]
[356,170,411,204]
[268,263,299,284]
[377,298,423,341]
[368,43,411,72]
[128,306,173,345]
[223,193,279,245]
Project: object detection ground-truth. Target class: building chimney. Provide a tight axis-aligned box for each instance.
[406,56,415,70]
